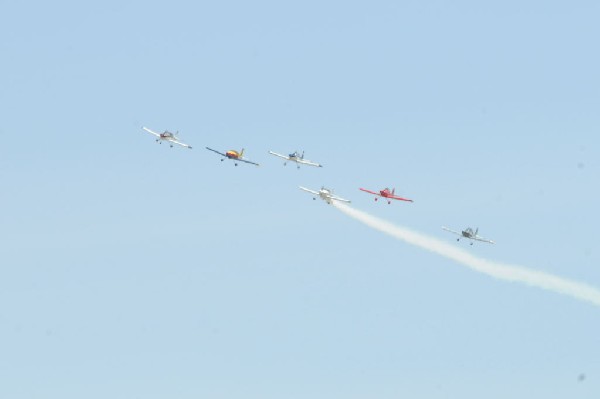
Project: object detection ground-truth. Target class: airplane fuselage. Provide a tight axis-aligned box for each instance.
[226,150,241,159]
[288,152,303,162]
[319,189,333,203]
[157,132,177,146]
[373,189,394,203]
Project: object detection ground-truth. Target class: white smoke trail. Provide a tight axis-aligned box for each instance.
[333,201,600,308]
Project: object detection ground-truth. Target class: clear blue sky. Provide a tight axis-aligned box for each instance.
[1,1,599,398]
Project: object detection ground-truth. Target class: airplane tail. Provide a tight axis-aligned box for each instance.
[475,227,479,236]
[392,188,395,195]
[240,148,245,157]
[301,150,305,159]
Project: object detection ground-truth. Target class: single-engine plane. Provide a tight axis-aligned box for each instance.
[205,147,259,166]
[359,187,413,204]
[142,126,192,149]
[269,150,322,168]
[299,186,351,204]
[442,226,495,245]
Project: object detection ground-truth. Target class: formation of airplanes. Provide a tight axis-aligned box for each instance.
[141,126,496,245]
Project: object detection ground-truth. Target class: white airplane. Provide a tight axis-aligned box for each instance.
[442,226,495,245]
[268,150,323,168]
[142,126,192,149]
[299,186,351,204]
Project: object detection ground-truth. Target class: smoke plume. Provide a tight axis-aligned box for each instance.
[333,202,600,308]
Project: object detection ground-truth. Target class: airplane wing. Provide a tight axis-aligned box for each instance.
[238,158,260,166]
[359,188,380,196]
[205,147,227,157]
[297,158,323,167]
[299,186,319,195]
[167,138,192,149]
[442,226,462,236]
[331,195,351,203]
[142,126,161,138]
[268,151,290,161]
[389,194,413,202]
[474,236,495,244]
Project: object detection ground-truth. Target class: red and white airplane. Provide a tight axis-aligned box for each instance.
[205,147,260,166]
[359,187,413,204]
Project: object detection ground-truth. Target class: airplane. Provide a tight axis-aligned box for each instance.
[299,186,351,204]
[268,150,323,168]
[442,226,495,245]
[205,147,259,166]
[359,187,413,204]
[141,126,192,149]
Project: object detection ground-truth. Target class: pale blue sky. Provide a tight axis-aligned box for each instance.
[1,1,599,398]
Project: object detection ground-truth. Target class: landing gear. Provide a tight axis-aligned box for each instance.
[235,163,238,166]
[470,242,473,246]
[170,144,173,148]
[284,162,287,166]
[297,165,300,169]
[221,159,224,162]
[456,238,460,242]
[374,198,378,201]
[388,201,391,204]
